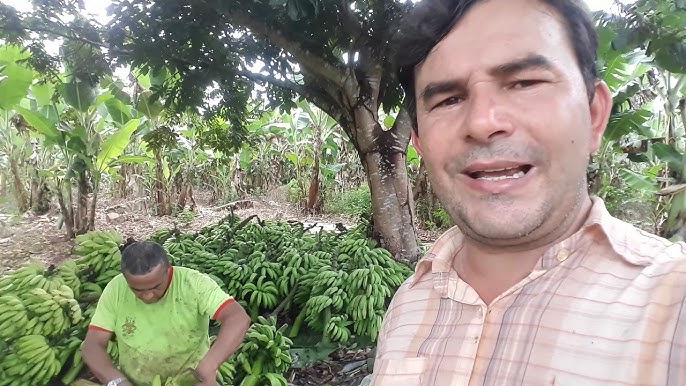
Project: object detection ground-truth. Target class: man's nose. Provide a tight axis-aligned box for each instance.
[463,88,513,143]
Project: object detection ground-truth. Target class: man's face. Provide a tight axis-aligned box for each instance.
[412,0,610,249]
[124,263,170,304]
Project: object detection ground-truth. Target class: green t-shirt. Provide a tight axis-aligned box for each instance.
[90,266,233,386]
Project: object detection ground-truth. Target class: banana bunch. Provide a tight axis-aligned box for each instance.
[239,372,289,386]
[19,287,71,337]
[244,250,282,285]
[324,314,353,343]
[276,249,326,297]
[241,275,279,320]
[232,316,292,384]
[162,237,205,264]
[149,227,176,245]
[216,361,236,385]
[73,230,123,286]
[54,259,82,298]
[50,284,84,326]
[0,294,29,340]
[0,335,61,386]
[352,309,385,342]
[107,339,119,364]
[215,257,250,296]
[60,338,86,385]
[0,260,65,294]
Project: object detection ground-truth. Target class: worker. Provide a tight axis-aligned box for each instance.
[82,241,250,386]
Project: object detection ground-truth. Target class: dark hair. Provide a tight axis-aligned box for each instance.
[393,0,599,131]
[120,241,170,275]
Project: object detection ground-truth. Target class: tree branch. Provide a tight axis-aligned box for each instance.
[336,0,363,44]
[238,69,344,122]
[220,7,346,89]
[25,26,131,56]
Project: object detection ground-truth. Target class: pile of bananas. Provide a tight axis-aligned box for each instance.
[73,230,123,287]
[160,215,412,345]
[229,316,292,386]
[0,260,68,294]
[0,335,63,386]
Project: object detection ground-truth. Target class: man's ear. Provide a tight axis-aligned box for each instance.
[411,129,423,155]
[588,80,612,153]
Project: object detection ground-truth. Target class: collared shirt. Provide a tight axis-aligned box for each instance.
[372,198,686,386]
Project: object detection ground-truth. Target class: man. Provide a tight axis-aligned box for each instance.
[372,0,686,385]
[82,241,250,386]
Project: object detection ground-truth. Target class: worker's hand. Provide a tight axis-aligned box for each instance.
[194,360,219,386]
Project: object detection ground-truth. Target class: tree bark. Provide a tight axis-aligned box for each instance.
[351,107,420,261]
[9,157,29,213]
[56,181,75,239]
[88,176,100,231]
[154,151,170,215]
[76,170,89,234]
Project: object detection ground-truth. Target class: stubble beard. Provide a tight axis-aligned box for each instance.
[434,175,587,249]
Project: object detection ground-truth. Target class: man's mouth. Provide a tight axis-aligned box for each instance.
[467,165,533,181]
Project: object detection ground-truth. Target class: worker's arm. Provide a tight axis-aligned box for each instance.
[81,327,132,386]
[195,300,251,385]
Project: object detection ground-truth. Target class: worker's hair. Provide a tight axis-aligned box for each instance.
[393,0,598,132]
[120,241,170,275]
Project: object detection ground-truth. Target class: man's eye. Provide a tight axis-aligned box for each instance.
[434,96,464,108]
[512,79,543,89]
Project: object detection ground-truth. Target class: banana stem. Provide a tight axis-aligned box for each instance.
[289,308,307,337]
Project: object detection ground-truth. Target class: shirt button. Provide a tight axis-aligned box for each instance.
[556,249,569,262]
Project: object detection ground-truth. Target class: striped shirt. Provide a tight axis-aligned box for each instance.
[372,198,686,386]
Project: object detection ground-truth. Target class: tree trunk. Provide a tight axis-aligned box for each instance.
[76,170,89,234]
[154,151,170,215]
[178,173,188,211]
[56,181,75,239]
[9,156,29,213]
[351,107,420,261]
[88,176,100,231]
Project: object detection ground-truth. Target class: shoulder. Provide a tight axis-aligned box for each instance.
[101,273,127,295]
[601,215,686,268]
[171,266,215,288]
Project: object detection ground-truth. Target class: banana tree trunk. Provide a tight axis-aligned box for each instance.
[87,175,100,231]
[56,180,75,239]
[153,151,170,216]
[9,156,29,213]
[76,170,89,234]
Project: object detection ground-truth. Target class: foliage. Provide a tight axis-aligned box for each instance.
[324,184,372,217]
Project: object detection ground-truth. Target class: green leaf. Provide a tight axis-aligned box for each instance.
[652,143,684,171]
[383,115,396,129]
[30,81,55,107]
[96,118,140,170]
[105,96,133,126]
[619,168,657,193]
[407,144,420,165]
[604,109,652,142]
[14,106,62,146]
[60,80,96,112]
[136,90,164,118]
[116,155,153,164]
[284,152,299,166]
[0,59,33,109]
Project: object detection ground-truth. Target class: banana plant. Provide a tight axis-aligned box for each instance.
[0,44,33,213]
